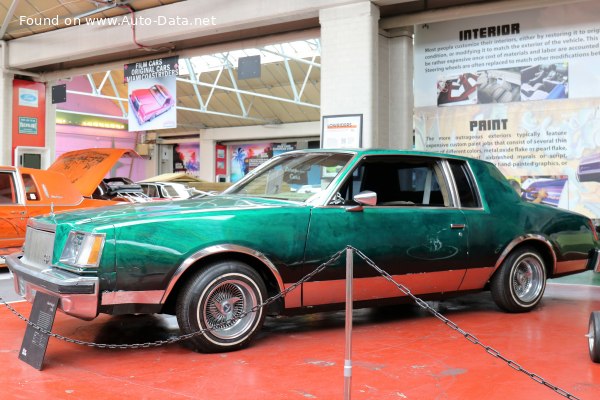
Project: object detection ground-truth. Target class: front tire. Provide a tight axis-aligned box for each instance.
[176,261,267,353]
[491,247,547,313]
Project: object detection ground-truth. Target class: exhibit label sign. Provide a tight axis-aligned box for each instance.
[321,114,362,149]
[413,2,600,218]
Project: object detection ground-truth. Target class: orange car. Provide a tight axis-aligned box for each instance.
[0,148,140,264]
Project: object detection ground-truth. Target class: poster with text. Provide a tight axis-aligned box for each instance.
[125,56,178,131]
[173,143,200,177]
[414,2,600,219]
[230,143,273,183]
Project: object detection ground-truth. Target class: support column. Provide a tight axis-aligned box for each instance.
[319,2,379,148]
[0,43,13,165]
[388,27,414,150]
[199,137,216,182]
[45,81,56,162]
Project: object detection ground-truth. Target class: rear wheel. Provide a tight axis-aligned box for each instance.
[588,312,600,363]
[176,261,267,353]
[491,247,547,313]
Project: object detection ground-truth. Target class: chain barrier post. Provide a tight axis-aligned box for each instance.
[344,246,353,400]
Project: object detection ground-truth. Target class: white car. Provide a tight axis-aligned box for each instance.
[138,182,191,200]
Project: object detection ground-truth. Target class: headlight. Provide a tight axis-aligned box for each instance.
[60,231,106,268]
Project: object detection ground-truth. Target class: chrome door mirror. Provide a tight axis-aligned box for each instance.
[347,190,377,212]
[354,190,377,206]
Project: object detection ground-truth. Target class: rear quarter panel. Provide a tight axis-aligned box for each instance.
[465,159,596,276]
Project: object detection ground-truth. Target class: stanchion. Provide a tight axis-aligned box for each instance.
[344,246,353,400]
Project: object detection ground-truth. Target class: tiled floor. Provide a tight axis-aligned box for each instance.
[1,280,599,399]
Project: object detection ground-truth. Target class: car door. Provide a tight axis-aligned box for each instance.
[302,155,468,306]
[0,170,28,255]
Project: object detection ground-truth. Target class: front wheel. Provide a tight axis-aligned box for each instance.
[176,260,267,353]
[491,247,547,313]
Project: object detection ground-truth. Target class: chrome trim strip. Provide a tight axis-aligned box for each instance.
[441,159,460,208]
[161,244,285,304]
[493,234,557,272]
[101,290,165,305]
[591,249,600,273]
[27,218,57,232]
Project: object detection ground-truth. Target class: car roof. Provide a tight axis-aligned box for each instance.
[285,148,485,163]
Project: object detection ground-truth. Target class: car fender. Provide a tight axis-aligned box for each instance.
[492,234,557,275]
[160,244,285,304]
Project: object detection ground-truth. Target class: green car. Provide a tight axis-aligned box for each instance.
[7,149,600,353]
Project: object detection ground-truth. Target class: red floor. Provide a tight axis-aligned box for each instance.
[1,283,600,400]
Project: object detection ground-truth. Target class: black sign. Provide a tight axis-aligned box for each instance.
[124,56,179,83]
[19,291,59,370]
[51,84,67,104]
[238,55,261,80]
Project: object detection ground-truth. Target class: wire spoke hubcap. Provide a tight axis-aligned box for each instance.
[202,280,258,340]
[512,255,544,303]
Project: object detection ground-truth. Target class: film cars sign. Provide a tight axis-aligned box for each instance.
[125,56,178,131]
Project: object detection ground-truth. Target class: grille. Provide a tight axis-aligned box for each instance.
[22,226,56,271]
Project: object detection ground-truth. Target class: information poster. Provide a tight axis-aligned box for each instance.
[173,142,200,176]
[125,56,178,131]
[229,142,296,183]
[414,2,600,218]
[321,114,362,149]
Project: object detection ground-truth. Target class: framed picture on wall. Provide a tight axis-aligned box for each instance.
[321,114,363,149]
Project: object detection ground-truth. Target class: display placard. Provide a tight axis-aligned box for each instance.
[321,114,363,149]
[18,291,59,370]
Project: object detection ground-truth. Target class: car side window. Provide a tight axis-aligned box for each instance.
[448,160,481,208]
[0,172,17,204]
[335,156,451,207]
[22,174,40,201]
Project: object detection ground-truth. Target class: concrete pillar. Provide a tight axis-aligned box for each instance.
[387,27,414,150]
[199,137,216,182]
[0,43,13,165]
[319,2,379,148]
[45,81,56,161]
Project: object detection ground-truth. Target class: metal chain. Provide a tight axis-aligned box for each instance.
[0,248,345,349]
[349,246,581,400]
[0,246,584,399]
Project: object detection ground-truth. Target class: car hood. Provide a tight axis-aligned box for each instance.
[43,195,307,227]
[48,148,139,197]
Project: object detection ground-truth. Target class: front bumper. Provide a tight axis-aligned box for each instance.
[6,253,99,320]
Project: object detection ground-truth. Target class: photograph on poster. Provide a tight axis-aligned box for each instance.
[577,152,600,183]
[520,63,569,101]
[512,175,569,207]
[477,68,521,104]
[128,76,177,131]
[437,73,478,106]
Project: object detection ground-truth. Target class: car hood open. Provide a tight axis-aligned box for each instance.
[48,148,139,197]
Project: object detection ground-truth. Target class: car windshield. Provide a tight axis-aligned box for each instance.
[226,152,353,202]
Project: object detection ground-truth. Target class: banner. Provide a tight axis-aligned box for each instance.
[173,143,200,177]
[125,56,178,131]
[229,142,297,183]
[414,2,600,219]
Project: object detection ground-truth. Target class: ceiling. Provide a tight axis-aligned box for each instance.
[0,0,183,40]
[3,0,490,136]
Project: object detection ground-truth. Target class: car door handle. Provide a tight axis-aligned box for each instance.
[450,224,465,229]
